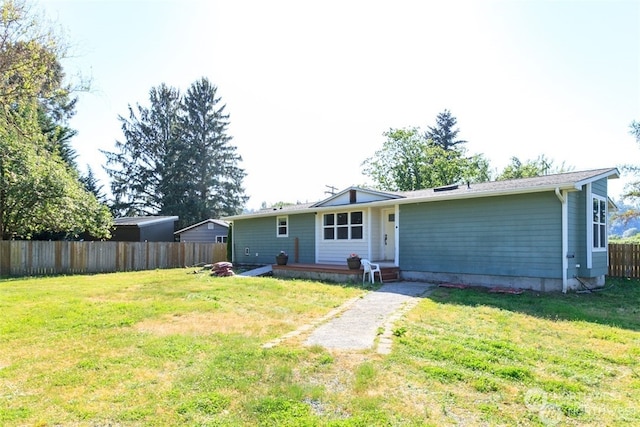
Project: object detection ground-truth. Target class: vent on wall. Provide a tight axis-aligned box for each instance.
[350,189,357,203]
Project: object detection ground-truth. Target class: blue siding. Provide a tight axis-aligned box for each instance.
[178,223,228,243]
[567,178,609,279]
[399,192,563,278]
[590,178,609,277]
[233,213,316,265]
[592,177,607,198]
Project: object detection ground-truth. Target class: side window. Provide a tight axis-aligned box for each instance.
[216,235,227,243]
[592,196,606,250]
[277,216,288,237]
[323,213,335,240]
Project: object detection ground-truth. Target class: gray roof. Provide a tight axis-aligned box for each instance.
[224,168,619,220]
[401,167,619,200]
[174,218,229,235]
[113,216,179,227]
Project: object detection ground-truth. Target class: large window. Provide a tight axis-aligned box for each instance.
[592,196,606,250]
[323,211,363,240]
[276,216,288,237]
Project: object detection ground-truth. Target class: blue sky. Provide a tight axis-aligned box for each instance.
[40,0,640,211]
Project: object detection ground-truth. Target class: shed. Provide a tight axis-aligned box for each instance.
[174,219,229,243]
[111,216,179,242]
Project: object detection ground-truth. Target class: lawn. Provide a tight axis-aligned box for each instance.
[0,270,638,426]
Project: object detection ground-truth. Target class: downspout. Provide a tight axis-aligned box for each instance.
[395,204,400,267]
[555,188,568,293]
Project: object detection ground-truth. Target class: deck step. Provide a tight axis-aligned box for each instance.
[380,267,400,282]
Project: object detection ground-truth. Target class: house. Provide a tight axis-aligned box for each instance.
[223,168,619,293]
[111,216,179,242]
[174,219,229,243]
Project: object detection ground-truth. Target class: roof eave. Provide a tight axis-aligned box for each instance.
[574,168,620,188]
[115,216,179,228]
[224,169,621,220]
[174,218,228,234]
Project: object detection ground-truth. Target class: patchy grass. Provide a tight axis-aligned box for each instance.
[0,269,364,425]
[1,271,639,425]
[379,277,640,425]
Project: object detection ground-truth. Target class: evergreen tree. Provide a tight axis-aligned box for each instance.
[177,78,247,226]
[630,120,640,144]
[103,78,247,226]
[621,120,640,207]
[424,109,467,151]
[103,84,182,217]
[80,165,106,202]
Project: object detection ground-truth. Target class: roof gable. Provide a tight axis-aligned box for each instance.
[312,186,403,208]
[174,219,229,235]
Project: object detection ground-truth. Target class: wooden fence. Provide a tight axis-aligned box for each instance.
[608,243,640,278]
[0,241,227,277]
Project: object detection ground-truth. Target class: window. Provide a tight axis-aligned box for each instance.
[276,216,288,237]
[323,211,363,240]
[592,196,607,249]
[216,235,227,243]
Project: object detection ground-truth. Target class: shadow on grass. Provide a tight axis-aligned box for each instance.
[427,276,640,331]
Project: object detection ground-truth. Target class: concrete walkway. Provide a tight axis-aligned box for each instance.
[263,282,435,354]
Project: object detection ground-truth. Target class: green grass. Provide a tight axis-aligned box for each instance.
[1,271,639,425]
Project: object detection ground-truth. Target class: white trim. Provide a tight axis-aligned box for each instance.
[556,188,568,293]
[320,210,364,241]
[276,215,288,237]
[592,194,608,252]
[366,207,373,259]
[586,183,593,269]
[174,218,228,235]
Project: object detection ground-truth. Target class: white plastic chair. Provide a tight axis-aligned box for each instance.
[361,259,383,284]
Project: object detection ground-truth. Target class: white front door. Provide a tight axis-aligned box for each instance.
[382,208,396,261]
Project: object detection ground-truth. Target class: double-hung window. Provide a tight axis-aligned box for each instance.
[592,196,607,250]
[323,211,363,240]
[277,216,288,237]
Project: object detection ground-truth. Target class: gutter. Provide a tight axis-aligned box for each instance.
[555,188,568,293]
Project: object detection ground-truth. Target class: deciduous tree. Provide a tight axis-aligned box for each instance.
[362,124,490,191]
[0,0,111,240]
[496,155,570,180]
[361,127,426,191]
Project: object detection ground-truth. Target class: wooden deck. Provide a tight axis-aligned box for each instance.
[271,262,400,283]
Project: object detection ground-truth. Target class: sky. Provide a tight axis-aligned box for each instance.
[38,0,640,211]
